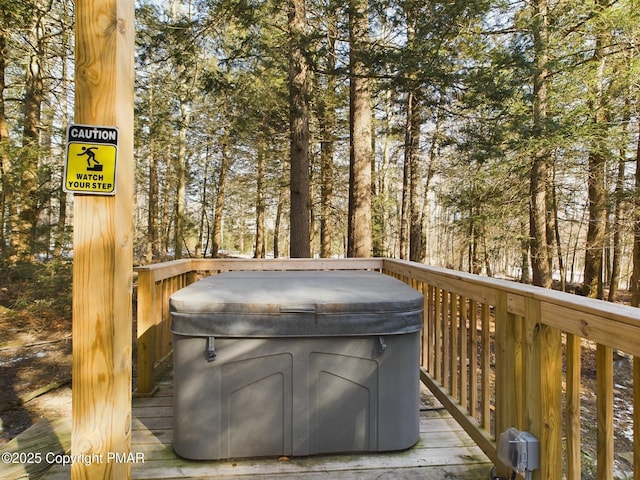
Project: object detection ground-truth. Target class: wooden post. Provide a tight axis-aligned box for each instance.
[72,0,134,479]
[524,297,562,480]
[494,291,523,477]
[135,269,158,396]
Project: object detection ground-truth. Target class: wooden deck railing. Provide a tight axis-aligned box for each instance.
[133,258,381,394]
[134,257,640,480]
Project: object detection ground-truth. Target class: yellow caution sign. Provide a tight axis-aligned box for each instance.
[64,124,118,195]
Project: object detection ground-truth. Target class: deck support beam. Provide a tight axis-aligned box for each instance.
[71,0,135,478]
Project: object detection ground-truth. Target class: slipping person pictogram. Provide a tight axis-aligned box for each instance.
[77,146,103,172]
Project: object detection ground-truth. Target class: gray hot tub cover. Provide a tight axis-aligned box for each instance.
[170,270,423,337]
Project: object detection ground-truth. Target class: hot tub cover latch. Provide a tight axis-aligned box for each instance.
[206,336,217,362]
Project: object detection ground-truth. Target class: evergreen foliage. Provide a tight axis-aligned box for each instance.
[0,0,638,301]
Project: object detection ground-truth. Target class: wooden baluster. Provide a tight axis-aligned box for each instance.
[460,295,469,411]
[566,334,581,480]
[434,287,442,384]
[154,280,163,370]
[427,285,435,375]
[481,302,491,433]
[159,279,168,364]
[469,299,478,420]
[420,283,429,369]
[450,292,458,399]
[596,344,614,480]
[442,290,450,391]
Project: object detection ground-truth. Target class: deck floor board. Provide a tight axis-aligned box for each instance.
[40,380,492,480]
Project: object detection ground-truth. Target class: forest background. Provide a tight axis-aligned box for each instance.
[1,0,640,318]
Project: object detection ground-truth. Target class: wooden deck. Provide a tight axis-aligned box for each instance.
[37,375,491,480]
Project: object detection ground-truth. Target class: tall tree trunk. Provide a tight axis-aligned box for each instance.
[254,144,266,258]
[347,0,373,258]
[481,222,492,277]
[582,5,609,299]
[529,0,552,288]
[147,146,158,262]
[211,140,229,258]
[318,5,337,258]
[607,148,626,302]
[607,90,631,301]
[520,222,531,283]
[146,87,159,263]
[549,164,565,290]
[196,146,210,258]
[16,7,47,261]
[0,31,11,260]
[171,3,198,260]
[160,143,172,259]
[470,204,479,274]
[399,116,410,260]
[630,117,640,307]
[375,91,394,257]
[401,7,423,263]
[399,91,413,261]
[420,104,439,263]
[54,22,71,259]
[319,117,334,258]
[408,92,422,263]
[274,174,288,259]
[289,0,311,258]
[174,101,189,259]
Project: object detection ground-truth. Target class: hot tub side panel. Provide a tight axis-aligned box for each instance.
[173,336,295,460]
[172,333,420,460]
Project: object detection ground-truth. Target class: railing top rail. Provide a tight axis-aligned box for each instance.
[382,258,639,324]
[135,257,639,325]
[134,258,193,272]
[134,257,385,282]
[191,257,384,271]
[134,257,638,334]
[134,259,194,282]
[383,258,640,356]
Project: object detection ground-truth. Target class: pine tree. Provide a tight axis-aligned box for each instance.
[347,0,373,258]
[289,0,311,258]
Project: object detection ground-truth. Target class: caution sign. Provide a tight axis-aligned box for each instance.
[64,124,118,195]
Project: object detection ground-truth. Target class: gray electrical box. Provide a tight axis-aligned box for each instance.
[498,427,540,473]
[170,270,424,460]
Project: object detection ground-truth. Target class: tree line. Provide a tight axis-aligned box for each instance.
[1,0,639,303]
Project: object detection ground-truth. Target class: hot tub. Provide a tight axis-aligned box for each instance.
[170,270,423,460]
